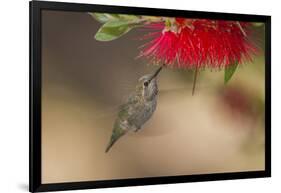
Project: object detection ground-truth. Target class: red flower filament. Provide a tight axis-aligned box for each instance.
[139,18,257,69]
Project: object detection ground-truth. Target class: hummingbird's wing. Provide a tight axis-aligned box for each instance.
[92,84,214,128]
[117,93,142,120]
[90,93,135,121]
[91,86,138,121]
[158,84,214,96]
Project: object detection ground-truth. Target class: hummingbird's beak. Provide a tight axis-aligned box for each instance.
[149,66,162,82]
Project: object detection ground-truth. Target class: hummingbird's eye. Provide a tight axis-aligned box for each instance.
[143,81,149,87]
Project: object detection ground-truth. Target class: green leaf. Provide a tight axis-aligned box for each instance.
[91,13,144,41]
[224,61,238,84]
[89,13,140,23]
[94,20,135,41]
[142,16,164,22]
[118,14,139,21]
[89,13,120,23]
[89,13,109,23]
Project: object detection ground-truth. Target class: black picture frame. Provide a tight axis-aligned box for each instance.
[29,1,271,192]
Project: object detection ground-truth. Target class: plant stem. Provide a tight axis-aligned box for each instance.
[236,22,247,37]
[192,67,199,96]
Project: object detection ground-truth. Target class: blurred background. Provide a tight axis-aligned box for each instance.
[41,10,265,183]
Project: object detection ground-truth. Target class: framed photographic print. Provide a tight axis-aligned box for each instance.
[29,1,271,192]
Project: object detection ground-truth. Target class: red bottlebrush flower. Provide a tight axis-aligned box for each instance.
[139,18,257,69]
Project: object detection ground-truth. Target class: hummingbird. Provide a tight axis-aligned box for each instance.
[105,66,162,153]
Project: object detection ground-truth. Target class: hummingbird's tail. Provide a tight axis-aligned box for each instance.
[105,138,117,153]
[105,127,126,153]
